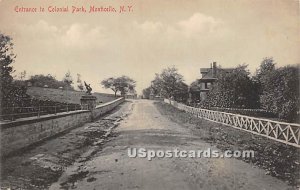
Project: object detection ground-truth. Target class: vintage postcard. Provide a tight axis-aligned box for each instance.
[0,0,299,189]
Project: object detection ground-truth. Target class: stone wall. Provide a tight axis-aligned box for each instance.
[92,98,125,119]
[1,97,124,157]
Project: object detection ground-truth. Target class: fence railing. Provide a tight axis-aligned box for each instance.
[210,107,272,113]
[164,99,300,148]
[0,104,83,121]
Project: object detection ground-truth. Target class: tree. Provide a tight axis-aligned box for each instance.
[142,86,152,99]
[0,33,14,91]
[101,76,136,97]
[149,74,161,96]
[189,80,202,103]
[255,57,276,81]
[254,57,276,95]
[28,74,73,89]
[63,71,73,89]
[257,63,299,122]
[202,65,260,109]
[0,33,28,109]
[77,73,84,91]
[173,81,189,103]
[151,66,185,99]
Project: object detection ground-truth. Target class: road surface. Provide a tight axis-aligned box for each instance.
[50,100,291,190]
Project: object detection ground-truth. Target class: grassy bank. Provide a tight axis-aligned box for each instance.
[155,101,300,187]
[27,87,117,105]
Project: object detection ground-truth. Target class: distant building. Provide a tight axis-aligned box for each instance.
[198,62,234,101]
[125,93,137,99]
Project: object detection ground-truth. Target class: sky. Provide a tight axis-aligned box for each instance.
[0,0,299,95]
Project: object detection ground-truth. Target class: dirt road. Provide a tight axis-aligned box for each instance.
[50,100,292,190]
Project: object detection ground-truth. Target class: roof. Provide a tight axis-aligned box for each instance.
[200,68,210,73]
[199,78,217,82]
[200,67,234,79]
[200,68,214,79]
[221,68,235,72]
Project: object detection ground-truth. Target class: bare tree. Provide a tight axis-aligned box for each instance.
[63,71,73,90]
[19,70,26,81]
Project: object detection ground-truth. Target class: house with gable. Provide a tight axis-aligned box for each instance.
[194,62,234,101]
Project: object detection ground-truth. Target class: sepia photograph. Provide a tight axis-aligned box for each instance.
[0,0,299,189]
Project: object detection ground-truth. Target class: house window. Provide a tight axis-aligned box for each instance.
[205,82,208,89]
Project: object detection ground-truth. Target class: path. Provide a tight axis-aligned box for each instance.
[50,100,291,190]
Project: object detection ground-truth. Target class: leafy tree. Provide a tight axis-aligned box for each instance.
[0,33,14,93]
[255,57,276,81]
[142,86,152,99]
[173,81,189,102]
[258,64,299,122]
[149,74,162,96]
[0,33,28,109]
[254,57,276,95]
[29,74,56,87]
[151,66,185,99]
[101,76,136,97]
[202,65,260,109]
[28,74,73,89]
[189,80,202,103]
[101,77,118,96]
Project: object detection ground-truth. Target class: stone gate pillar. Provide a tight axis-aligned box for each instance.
[80,95,97,110]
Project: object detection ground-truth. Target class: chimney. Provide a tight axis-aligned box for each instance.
[212,62,217,77]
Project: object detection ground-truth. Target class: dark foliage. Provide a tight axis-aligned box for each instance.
[142,86,152,99]
[28,74,74,90]
[209,107,277,119]
[0,33,29,111]
[201,65,260,109]
[256,58,299,122]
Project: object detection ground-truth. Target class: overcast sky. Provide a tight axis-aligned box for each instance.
[0,0,299,94]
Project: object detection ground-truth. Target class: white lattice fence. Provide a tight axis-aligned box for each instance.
[164,99,300,148]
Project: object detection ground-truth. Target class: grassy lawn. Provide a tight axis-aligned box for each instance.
[27,87,117,105]
[155,101,300,187]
